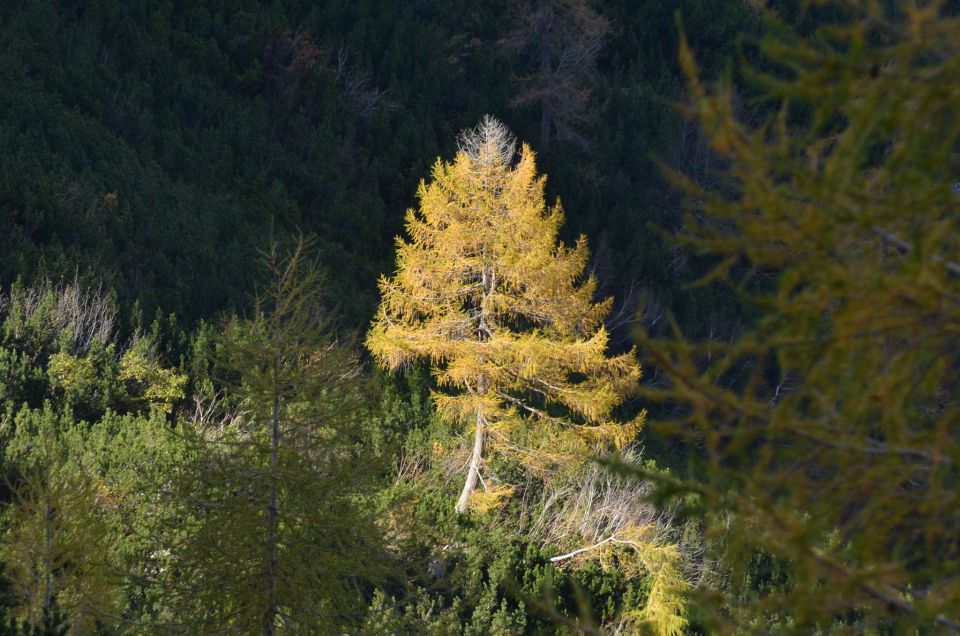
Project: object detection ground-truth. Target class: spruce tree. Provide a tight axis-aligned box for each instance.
[168,240,382,634]
[0,407,120,633]
[367,117,643,513]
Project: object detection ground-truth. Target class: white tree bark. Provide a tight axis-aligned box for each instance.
[455,406,485,514]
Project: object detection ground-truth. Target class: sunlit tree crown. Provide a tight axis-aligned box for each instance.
[368,117,643,507]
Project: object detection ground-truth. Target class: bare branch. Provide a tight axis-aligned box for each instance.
[457,115,517,165]
[871,225,960,277]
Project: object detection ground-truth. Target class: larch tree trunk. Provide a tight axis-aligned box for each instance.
[264,317,281,636]
[43,490,54,622]
[456,255,493,513]
[455,403,485,513]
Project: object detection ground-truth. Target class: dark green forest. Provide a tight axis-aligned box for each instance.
[0,0,957,633]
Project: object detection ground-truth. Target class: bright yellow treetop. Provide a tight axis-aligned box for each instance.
[367,117,643,512]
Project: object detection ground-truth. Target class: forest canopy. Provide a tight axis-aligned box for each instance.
[0,0,956,634]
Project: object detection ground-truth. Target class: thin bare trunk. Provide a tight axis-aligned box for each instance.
[457,253,493,514]
[43,491,53,619]
[456,405,485,513]
[264,321,281,636]
[540,101,553,150]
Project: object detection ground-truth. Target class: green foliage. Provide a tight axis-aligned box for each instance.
[0,279,194,631]
[638,1,960,632]
[165,241,386,633]
[45,347,119,418]
[370,368,692,635]
[0,267,688,633]
[0,281,185,421]
[1,0,953,631]
[0,405,122,633]
[0,574,71,636]
[79,409,191,631]
[0,0,755,334]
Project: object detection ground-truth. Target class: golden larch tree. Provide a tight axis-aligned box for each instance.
[367,116,643,513]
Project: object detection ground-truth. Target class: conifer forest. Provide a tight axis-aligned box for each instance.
[0,1,957,633]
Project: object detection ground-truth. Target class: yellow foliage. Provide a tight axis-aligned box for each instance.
[367,118,642,504]
[47,352,96,391]
[119,340,187,412]
[466,483,515,515]
[539,461,691,636]
[611,525,689,636]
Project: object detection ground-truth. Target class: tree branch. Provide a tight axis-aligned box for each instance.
[872,226,960,276]
[549,536,645,563]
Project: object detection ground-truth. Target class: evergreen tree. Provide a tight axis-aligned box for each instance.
[635,1,960,631]
[0,407,121,633]
[167,240,383,634]
[367,117,643,513]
